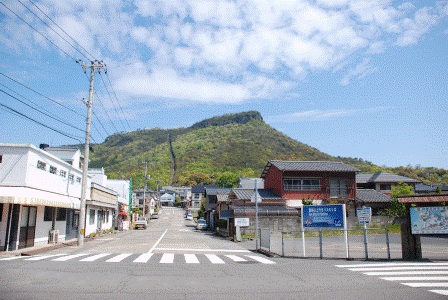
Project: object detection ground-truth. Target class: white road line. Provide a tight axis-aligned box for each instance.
[402,282,448,288]
[349,266,448,272]
[336,263,448,268]
[365,271,448,276]
[155,248,250,253]
[133,253,153,263]
[0,256,26,261]
[160,253,174,264]
[225,255,247,262]
[430,290,448,296]
[25,253,68,261]
[147,229,168,254]
[80,253,111,262]
[106,253,132,263]
[246,255,276,264]
[53,253,89,261]
[381,277,448,281]
[184,254,200,264]
[205,254,225,264]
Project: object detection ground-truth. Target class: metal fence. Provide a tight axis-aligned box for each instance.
[259,228,404,260]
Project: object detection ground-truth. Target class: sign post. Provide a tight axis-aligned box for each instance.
[357,207,372,260]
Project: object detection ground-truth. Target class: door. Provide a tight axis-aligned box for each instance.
[18,206,37,249]
[97,210,103,231]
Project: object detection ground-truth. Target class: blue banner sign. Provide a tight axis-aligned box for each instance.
[302,204,346,229]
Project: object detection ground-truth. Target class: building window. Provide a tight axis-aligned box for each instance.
[380,184,391,191]
[56,208,67,221]
[49,166,57,174]
[37,160,46,170]
[0,203,3,222]
[44,206,54,221]
[60,170,67,178]
[330,179,348,198]
[194,193,200,199]
[68,174,74,184]
[0,155,3,163]
[284,178,321,191]
[76,177,81,183]
[89,209,95,225]
[105,211,109,223]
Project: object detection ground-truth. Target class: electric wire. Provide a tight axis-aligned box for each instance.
[0,102,83,143]
[0,2,77,61]
[104,72,132,131]
[27,0,96,61]
[99,72,128,131]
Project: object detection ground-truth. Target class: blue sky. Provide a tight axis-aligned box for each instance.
[1,0,447,169]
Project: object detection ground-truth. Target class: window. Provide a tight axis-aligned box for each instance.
[76,177,81,183]
[194,193,200,199]
[330,179,348,198]
[284,178,321,191]
[56,208,67,221]
[89,209,95,225]
[44,206,54,221]
[60,170,67,178]
[105,211,109,223]
[0,155,3,163]
[49,166,57,174]
[68,174,74,184]
[380,184,391,191]
[0,203,3,222]
[37,160,46,170]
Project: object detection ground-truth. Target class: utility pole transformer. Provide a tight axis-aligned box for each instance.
[77,60,106,247]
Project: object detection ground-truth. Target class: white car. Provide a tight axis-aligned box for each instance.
[186,213,193,220]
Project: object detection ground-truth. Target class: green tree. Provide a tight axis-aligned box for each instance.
[380,182,412,217]
[216,171,239,188]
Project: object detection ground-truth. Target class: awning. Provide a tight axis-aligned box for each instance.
[86,200,116,209]
[0,186,80,209]
[117,212,128,217]
[231,205,298,217]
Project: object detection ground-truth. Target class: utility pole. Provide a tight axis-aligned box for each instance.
[77,60,106,247]
[143,161,148,218]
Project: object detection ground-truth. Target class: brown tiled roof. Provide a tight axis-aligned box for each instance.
[261,160,360,177]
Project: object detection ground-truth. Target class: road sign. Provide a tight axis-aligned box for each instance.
[357,207,372,224]
[302,204,346,229]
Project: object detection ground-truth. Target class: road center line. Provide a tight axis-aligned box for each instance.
[147,229,168,254]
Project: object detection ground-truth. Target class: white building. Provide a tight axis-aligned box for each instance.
[0,144,86,251]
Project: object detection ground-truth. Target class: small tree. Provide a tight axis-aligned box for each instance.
[380,182,412,217]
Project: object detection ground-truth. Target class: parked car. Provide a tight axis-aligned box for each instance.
[134,216,147,229]
[186,212,193,220]
[151,212,159,219]
[196,218,207,230]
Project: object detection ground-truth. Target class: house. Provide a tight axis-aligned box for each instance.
[163,185,191,205]
[190,185,218,211]
[355,189,391,215]
[204,187,231,231]
[415,183,448,194]
[85,183,117,236]
[0,144,84,251]
[216,187,297,237]
[356,172,421,195]
[261,160,360,214]
[160,191,175,206]
[133,188,158,216]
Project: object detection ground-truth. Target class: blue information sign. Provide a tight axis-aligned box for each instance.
[302,204,346,229]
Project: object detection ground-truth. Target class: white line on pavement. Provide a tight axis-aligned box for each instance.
[336,263,448,268]
[225,255,247,262]
[147,229,168,254]
[80,253,111,262]
[155,248,250,253]
[365,271,448,276]
[185,254,200,264]
[349,266,448,272]
[160,253,174,264]
[133,253,153,263]
[402,282,448,288]
[0,256,26,261]
[52,253,89,261]
[106,253,133,263]
[381,277,448,281]
[246,255,276,264]
[430,290,448,296]
[205,254,225,264]
[25,253,68,261]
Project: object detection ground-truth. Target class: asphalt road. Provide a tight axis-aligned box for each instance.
[1,207,447,300]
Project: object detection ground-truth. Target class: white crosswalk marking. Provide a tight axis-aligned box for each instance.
[225,255,247,262]
[1,252,276,265]
[184,254,200,264]
[160,253,174,264]
[106,253,132,262]
[133,253,153,263]
[53,253,89,261]
[246,255,276,264]
[336,262,448,297]
[80,253,111,262]
[205,254,225,264]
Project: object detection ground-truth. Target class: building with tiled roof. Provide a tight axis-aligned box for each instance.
[356,172,421,195]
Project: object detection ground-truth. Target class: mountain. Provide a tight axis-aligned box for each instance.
[89,111,447,189]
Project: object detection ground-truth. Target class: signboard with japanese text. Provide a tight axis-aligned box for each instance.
[302,204,346,229]
[235,218,250,227]
[410,206,448,234]
[357,207,372,225]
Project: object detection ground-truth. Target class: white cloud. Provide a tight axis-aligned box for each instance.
[266,107,391,123]
[340,58,377,86]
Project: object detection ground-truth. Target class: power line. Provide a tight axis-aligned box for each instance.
[0,88,86,135]
[0,2,76,61]
[17,0,91,61]
[104,72,132,131]
[27,0,96,61]
[99,72,128,132]
[0,102,83,143]
[0,72,85,118]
